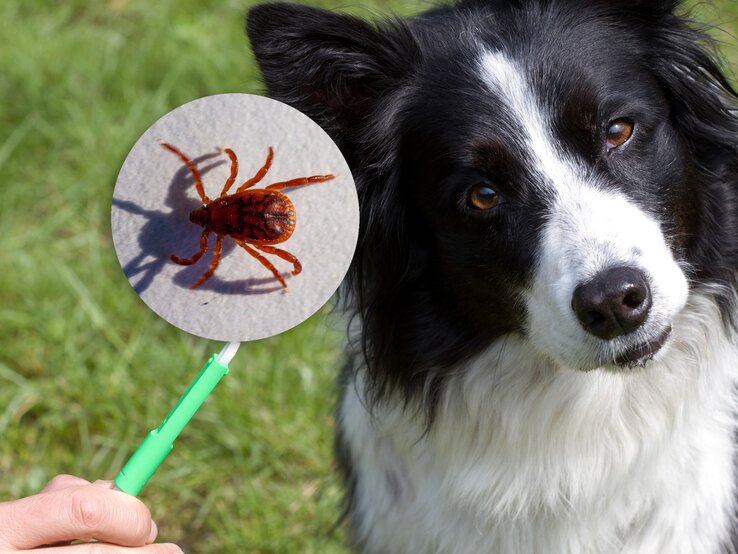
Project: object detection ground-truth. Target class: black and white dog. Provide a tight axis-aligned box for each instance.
[247,0,738,551]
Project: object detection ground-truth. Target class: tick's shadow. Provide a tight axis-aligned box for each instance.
[113,150,287,296]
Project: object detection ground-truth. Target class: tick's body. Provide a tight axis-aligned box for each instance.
[199,190,296,244]
[163,143,334,289]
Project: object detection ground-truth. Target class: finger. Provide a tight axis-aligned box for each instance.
[38,481,156,546]
[92,483,157,543]
[0,485,155,549]
[31,543,183,554]
[41,475,92,493]
[91,482,157,543]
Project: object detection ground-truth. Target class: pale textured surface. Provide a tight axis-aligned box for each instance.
[111,94,358,341]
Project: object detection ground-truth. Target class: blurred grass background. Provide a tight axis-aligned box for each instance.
[0,1,736,553]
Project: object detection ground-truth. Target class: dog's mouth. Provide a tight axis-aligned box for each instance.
[613,326,672,368]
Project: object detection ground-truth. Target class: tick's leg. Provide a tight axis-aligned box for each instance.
[171,229,209,265]
[191,235,223,289]
[219,148,239,197]
[161,143,210,203]
[254,245,302,276]
[265,174,335,191]
[237,240,287,288]
[237,147,274,192]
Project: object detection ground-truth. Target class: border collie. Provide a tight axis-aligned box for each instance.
[247,1,738,551]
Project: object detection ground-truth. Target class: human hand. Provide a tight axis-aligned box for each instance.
[0,474,183,553]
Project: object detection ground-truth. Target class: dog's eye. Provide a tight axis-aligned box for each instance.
[468,184,500,210]
[606,119,634,150]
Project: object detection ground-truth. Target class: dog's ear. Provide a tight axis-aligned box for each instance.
[463,0,680,18]
[589,0,678,16]
[647,15,738,291]
[647,18,738,162]
[246,3,419,152]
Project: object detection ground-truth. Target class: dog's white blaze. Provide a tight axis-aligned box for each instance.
[478,50,689,369]
[478,51,571,195]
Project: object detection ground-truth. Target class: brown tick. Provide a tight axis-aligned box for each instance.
[162,143,334,289]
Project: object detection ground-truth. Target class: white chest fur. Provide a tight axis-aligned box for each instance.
[339,292,738,553]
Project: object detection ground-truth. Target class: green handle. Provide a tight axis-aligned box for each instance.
[114,353,230,496]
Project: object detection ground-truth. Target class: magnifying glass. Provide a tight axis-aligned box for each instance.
[110,93,358,496]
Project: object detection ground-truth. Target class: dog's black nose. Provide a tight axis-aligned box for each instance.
[571,267,652,340]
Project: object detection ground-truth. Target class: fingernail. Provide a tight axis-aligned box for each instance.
[148,520,158,543]
[92,479,115,489]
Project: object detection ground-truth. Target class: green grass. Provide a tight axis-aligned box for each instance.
[0,1,736,553]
